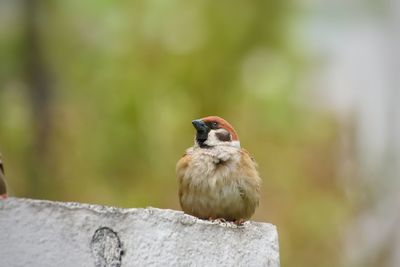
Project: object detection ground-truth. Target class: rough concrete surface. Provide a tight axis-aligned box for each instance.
[0,198,279,267]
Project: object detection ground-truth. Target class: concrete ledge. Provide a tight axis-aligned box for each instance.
[0,198,279,267]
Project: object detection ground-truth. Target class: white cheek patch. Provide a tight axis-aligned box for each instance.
[204,130,220,146]
[204,129,240,148]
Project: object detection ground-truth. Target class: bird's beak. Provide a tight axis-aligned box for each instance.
[192,119,209,146]
[192,119,207,133]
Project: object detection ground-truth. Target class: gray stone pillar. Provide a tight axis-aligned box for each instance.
[0,198,279,267]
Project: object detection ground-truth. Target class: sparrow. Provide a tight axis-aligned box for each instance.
[0,154,7,199]
[176,116,261,224]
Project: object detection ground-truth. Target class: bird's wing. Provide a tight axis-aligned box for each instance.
[240,148,257,166]
[239,148,261,208]
[176,152,192,202]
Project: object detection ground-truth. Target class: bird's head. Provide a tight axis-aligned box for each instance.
[191,116,240,148]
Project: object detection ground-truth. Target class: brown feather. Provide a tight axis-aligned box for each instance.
[176,153,192,207]
[201,116,239,141]
[176,145,261,221]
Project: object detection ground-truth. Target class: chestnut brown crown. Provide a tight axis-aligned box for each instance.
[191,116,239,148]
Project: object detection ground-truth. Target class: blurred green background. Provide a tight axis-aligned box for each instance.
[0,1,362,267]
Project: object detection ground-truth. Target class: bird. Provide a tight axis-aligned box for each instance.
[176,116,261,224]
[0,154,7,199]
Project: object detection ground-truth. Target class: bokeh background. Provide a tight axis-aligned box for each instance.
[1,1,399,267]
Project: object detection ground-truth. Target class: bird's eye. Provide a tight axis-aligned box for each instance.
[211,122,218,128]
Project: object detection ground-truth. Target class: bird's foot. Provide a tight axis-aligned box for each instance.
[234,218,245,226]
[0,194,7,200]
[208,217,227,223]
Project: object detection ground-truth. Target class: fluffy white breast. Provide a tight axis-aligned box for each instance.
[188,145,239,169]
[180,145,256,220]
[183,145,241,191]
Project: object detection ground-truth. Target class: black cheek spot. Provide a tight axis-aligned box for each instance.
[215,131,231,142]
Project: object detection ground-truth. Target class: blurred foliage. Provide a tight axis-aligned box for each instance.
[0,1,349,267]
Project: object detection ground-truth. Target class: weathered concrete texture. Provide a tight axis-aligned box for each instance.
[0,198,279,267]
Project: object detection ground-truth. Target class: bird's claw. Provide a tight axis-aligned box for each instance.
[234,218,245,226]
[208,217,227,223]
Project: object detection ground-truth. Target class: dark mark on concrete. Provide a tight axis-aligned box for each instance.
[91,227,124,267]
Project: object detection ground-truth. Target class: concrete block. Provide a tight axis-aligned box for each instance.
[0,198,279,267]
